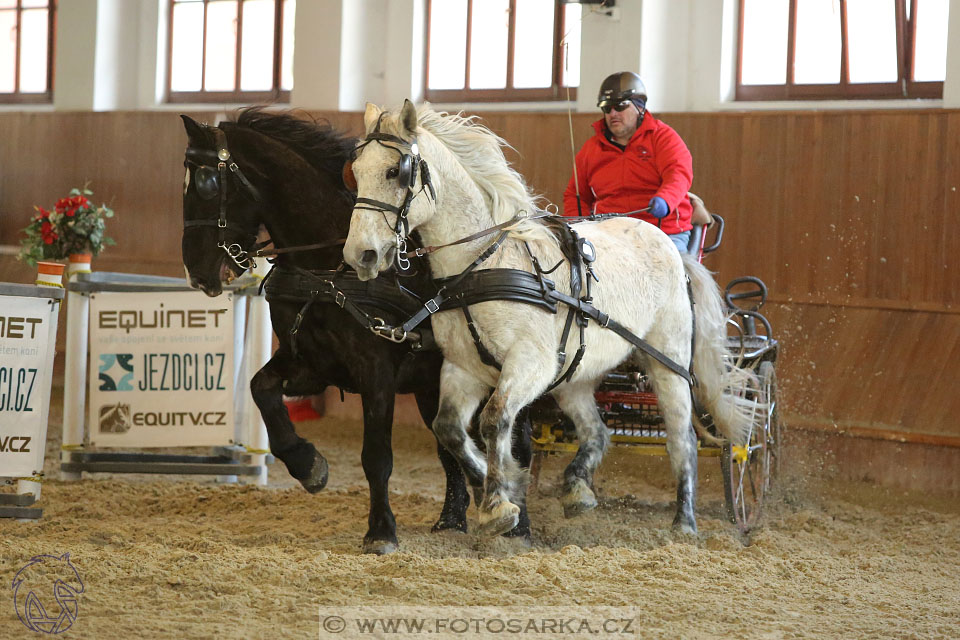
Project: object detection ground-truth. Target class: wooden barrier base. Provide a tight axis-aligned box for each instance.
[0,493,42,520]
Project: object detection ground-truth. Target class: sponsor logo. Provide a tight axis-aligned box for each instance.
[0,367,37,412]
[0,316,43,340]
[97,305,227,334]
[0,436,31,452]
[99,403,132,434]
[97,353,227,392]
[98,354,134,392]
[132,411,227,427]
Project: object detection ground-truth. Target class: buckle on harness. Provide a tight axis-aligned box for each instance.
[425,298,440,314]
[335,291,346,308]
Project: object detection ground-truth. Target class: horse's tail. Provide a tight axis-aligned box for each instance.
[681,253,762,445]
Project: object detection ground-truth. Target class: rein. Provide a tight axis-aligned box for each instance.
[253,237,347,258]
[402,212,552,259]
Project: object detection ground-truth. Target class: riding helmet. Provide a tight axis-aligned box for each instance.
[597,71,647,109]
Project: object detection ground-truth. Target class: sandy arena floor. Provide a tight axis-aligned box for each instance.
[2,409,959,639]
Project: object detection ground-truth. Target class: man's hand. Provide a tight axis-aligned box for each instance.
[648,196,669,219]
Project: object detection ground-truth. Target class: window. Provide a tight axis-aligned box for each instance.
[168,0,295,103]
[737,0,949,100]
[0,0,55,104]
[425,0,581,102]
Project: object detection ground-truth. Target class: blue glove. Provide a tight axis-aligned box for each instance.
[648,196,669,219]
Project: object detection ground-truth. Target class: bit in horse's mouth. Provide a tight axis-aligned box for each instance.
[220,259,239,284]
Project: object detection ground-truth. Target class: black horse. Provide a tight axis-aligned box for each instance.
[179,109,531,553]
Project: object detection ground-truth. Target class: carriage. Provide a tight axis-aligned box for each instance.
[527,213,780,534]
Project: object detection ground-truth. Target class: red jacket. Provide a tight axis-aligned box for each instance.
[563,114,693,234]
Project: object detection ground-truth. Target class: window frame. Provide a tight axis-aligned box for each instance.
[423,0,578,103]
[736,0,943,101]
[166,0,291,104]
[0,0,57,104]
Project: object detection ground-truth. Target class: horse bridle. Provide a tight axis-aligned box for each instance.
[345,116,435,271]
[183,126,263,272]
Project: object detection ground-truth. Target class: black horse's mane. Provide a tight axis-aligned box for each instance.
[231,106,356,181]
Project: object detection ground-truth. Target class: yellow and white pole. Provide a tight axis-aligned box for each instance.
[60,253,92,481]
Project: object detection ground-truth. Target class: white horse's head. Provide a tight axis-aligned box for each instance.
[343,99,436,280]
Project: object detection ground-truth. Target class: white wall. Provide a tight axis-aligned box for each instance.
[8,0,960,113]
[52,0,98,110]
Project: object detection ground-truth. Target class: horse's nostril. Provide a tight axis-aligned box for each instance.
[360,249,378,266]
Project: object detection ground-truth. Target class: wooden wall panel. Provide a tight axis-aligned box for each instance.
[2,108,958,441]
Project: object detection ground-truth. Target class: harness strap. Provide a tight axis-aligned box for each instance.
[401,230,510,334]
[547,289,693,385]
[461,305,502,370]
[289,295,317,359]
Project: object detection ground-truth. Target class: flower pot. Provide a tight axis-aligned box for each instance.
[36,261,66,288]
[67,252,92,277]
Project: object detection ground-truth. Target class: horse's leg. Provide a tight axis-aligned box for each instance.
[476,351,554,537]
[414,388,470,533]
[431,361,490,498]
[250,353,328,492]
[358,376,401,554]
[553,382,610,518]
[502,407,533,539]
[647,360,698,535]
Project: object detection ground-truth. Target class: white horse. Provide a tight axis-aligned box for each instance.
[343,100,761,536]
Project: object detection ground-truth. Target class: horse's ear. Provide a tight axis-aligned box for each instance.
[363,103,381,134]
[399,99,418,138]
[180,114,207,143]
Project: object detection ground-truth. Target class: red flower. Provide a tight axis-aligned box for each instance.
[66,207,76,217]
[40,220,58,244]
[55,197,71,213]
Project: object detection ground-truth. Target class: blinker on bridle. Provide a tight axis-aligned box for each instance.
[183,126,263,272]
[345,114,435,271]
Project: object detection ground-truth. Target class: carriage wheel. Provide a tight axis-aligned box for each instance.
[721,361,777,534]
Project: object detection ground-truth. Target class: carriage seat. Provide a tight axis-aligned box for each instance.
[684,192,715,256]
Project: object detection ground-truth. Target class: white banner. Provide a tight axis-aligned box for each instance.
[0,296,57,477]
[88,291,234,448]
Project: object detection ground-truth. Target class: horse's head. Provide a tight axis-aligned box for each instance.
[181,115,265,296]
[343,100,437,281]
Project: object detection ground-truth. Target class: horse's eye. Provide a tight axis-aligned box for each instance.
[386,167,400,180]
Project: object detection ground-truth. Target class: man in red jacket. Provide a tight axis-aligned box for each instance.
[563,71,694,252]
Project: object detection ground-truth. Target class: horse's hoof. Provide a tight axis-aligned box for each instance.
[561,479,597,518]
[502,524,530,539]
[476,501,521,538]
[362,539,399,555]
[672,514,698,536]
[299,454,329,494]
[431,518,468,534]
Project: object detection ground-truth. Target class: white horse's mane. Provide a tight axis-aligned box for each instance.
[412,104,556,244]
